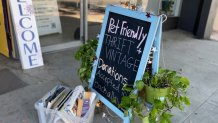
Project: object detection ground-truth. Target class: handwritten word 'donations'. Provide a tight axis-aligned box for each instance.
[108,18,148,43]
[98,58,128,85]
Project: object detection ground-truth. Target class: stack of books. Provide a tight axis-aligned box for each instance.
[38,85,96,122]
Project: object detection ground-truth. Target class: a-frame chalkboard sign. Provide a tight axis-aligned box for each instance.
[89,5,162,123]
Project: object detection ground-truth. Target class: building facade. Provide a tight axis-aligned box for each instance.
[0,0,217,69]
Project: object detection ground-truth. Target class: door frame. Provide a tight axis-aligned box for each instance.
[41,0,88,53]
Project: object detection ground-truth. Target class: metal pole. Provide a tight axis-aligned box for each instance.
[80,0,88,44]
[84,0,88,43]
[80,0,84,43]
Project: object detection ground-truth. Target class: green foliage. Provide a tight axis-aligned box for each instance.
[74,39,191,123]
[144,68,179,88]
[75,39,98,84]
[161,0,175,14]
[120,83,148,122]
[120,68,191,123]
[136,80,145,91]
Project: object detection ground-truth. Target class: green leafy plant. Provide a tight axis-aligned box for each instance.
[75,39,98,85]
[161,0,175,15]
[119,68,191,123]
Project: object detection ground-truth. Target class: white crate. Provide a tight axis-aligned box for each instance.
[35,85,96,123]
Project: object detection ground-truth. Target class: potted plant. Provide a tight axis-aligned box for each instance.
[75,39,98,86]
[160,0,175,15]
[119,68,191,123]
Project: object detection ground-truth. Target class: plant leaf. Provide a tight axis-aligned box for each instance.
[75,52,81,60]
[183,96,191,106]
[79,68,87,74]
[120,96,132,106]
[136,80,145,91]
[181,77,190,87]
[160,112,172,123]
[123,84,133,92]
[143,72,150,81]
[150,107,157,118]
[129,93,138,100]
[153,99,164,109]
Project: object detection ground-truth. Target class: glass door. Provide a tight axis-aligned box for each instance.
[32,0,82,52]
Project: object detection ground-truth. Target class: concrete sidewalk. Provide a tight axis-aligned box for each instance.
[0,30,218,123]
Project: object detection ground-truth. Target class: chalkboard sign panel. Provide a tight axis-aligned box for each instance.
[93,12,151,107]
[90,5,161,121]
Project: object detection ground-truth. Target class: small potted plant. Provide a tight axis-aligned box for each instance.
[160,0,175,15]
[119,68,191,123]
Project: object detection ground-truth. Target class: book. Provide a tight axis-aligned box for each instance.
[76,92,93,117]
[57,90,73,111]
[46,87,65,109]
[50,88,71,109]
[63,85,85,117]
[81,99,90,117]
[76,99,83,117]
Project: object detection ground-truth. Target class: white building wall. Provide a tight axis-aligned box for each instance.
[213,7,218,32]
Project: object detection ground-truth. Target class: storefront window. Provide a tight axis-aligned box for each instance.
[87,0,150,39]
[87,0,120,39]
[32,0,81,47]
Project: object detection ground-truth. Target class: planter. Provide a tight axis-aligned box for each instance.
[142,116,149,123]
[145,85,170,104]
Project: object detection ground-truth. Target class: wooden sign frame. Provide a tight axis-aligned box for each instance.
[89,5,161,123]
